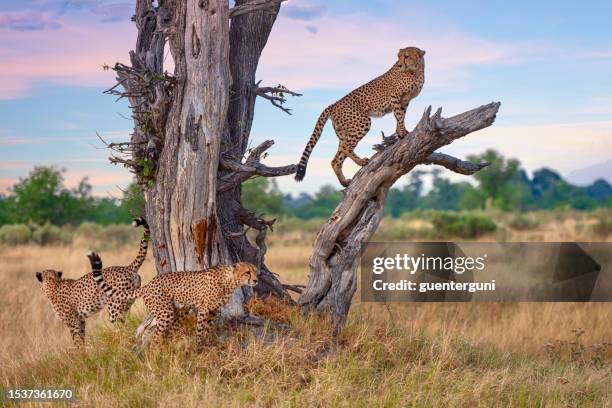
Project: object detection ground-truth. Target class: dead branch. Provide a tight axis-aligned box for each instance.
[229,0,286,18]
[298,102,502,333]
[218,140,297,192]
[254,81,302,114]
[425,152,490,175]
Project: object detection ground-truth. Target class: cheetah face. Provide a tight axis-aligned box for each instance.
[232,262,258,287]
[36,269,63,283]
[36,269,63,295]
[397,47,425,72]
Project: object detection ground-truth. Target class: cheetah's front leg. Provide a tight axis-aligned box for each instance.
[391,95,408,138]
[66,314,85,346]
[195,309,216,352]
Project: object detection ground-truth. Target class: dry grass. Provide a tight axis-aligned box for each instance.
[0,211,611,407]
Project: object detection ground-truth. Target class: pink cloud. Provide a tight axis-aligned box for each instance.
[0,11,61,31]
[258,9,526,91]
[0,18,136,99]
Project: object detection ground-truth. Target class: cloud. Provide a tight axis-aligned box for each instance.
[282,4,327,21]
[0,136,95,145]
[0,18,135,99]
[0,162,132,197]
[259,10,528,91]
[0,11,61,31]
[305,25,318,34]
[440,120,612,177]
[58,1,132,23]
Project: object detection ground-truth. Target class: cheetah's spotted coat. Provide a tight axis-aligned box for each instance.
[35,217,150,345]
[88,252,258,351]
[295,46,426,187]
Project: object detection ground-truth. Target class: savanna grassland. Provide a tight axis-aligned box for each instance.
[0,211,610,407]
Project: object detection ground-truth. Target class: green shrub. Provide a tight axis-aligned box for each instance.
[75,222,104,240]
[0,224,32,245]
[508,213,539,230]
[429,212,497,238]
[75,222,138,249]
[32,223,72,245]
[100,224,140,248]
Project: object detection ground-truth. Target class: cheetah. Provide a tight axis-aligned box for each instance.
[35,217,149,345]
[295,46,426,187]
[87,252,258,352]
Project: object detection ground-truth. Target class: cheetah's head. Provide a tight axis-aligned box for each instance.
[232,262,258,287]
[36,269,63,294]
[397,47,425,72]
[36,269,63,283]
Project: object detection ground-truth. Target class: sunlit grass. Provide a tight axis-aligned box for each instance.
[0,210,610,406]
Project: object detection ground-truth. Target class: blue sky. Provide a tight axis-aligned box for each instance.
[1,0,611,197]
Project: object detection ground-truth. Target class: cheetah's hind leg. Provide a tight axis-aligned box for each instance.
[107,298,134,325]
[331,149,350,187]
[344,115,372,167]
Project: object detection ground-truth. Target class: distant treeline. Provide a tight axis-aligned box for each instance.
[0,150,610,226]
[248,150,612,219]
[0,167,143,226]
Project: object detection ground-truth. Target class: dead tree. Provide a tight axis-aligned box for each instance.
[298,102,501,334]
[103,0,500,334]
[105,0,296,326]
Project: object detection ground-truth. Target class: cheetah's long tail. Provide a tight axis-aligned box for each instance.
[295,106,331,182]
[128,216,150,273]
[88,251,141,301]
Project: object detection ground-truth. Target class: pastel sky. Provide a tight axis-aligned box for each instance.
[1,0,611,197]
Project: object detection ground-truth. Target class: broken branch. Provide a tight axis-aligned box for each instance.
[218,140,296,192]
[254,82,302,115]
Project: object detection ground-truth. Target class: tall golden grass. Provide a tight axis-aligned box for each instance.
[0,211,610,407]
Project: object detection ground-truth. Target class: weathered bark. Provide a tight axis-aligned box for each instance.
[107,0,297,326]
[150,0,231,272]
[108,0,232,274]
[216,0,296,316]
[298,102,501,333]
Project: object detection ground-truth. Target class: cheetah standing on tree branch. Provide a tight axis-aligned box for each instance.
[295,46,426,187]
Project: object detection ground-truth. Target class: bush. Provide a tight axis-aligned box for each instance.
[31,223,72,246]
[75,222,104,240]
[429,212,497,238]
[508,213,539,231]
[100,224,141,248]
[0,224,32,245]
[75,222,139,249]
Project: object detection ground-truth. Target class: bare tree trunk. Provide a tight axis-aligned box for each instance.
[106,0,296,325]
[150,0,232,272]
[217,0,294,317]
[298,103,501,334]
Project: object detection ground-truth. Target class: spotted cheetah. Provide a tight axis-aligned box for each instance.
[35,217,149,345]
[295,46,426,187]
[88,252,258,351]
